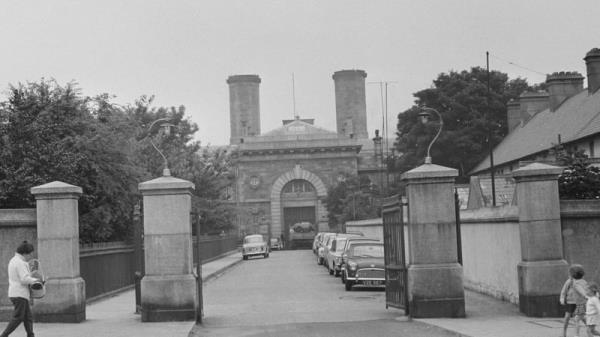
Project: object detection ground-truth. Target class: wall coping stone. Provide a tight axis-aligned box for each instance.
[401,163,458,181]
[138,175,194,192]
[0,209,36,227]
[460,205,519,224]
[30,181,82,196]
[512,162,562,179]
[560,199,600,218]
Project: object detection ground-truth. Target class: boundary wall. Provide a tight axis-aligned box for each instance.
[461,198,600,307]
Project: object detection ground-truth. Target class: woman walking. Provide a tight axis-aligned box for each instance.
[0,241,39,337]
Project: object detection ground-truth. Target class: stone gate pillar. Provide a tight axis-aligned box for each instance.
[513,163,568,317]
[139,175,197,322]
[402,164,465,318]
[30,181,85,322]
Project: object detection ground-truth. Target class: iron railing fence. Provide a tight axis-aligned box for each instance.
[80,241,135,302]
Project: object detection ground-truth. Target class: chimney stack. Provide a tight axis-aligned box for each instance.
[227,75,261,145]
[506,99,521,133]
[545,72,584,111]
[584,48,600,95]
[332,70,368,139]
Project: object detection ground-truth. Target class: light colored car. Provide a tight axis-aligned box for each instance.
[270,237,283,250]
[312,232,324,254]
[242,234,269,260]
[326,236,349,276]
[317,233,336,265]
[326,233,366,276]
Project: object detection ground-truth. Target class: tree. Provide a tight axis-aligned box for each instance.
[394,67,537,180]
[551,144,600,199]
[0,80,145,242]
[323,174,380,230]
[0,80,236,241]
[123,97,237,234]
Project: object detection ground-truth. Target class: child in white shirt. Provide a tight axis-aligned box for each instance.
[586,282,600,336]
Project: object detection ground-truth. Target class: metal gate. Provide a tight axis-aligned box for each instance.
[382,195,408,313]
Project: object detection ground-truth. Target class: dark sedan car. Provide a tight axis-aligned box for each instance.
[342,242,385,291]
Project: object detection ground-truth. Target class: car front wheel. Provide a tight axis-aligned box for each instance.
[345,280,354,291]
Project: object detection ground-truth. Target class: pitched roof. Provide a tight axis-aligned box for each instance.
[471,89,600,174]
[247,118,338,142]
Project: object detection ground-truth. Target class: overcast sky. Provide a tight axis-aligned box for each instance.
[2,1,599,145]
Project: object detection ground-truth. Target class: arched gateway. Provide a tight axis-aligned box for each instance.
[270,166,327,246]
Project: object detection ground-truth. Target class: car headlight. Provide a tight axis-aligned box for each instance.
[348,261,357,270]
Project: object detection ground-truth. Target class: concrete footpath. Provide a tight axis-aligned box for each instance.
[0,251,244,337]
[1,251,575,337]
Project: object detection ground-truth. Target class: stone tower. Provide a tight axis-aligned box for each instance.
[227,74,261,144]
[332,69,368,139]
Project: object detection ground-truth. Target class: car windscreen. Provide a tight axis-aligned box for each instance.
[244,236,263,244]
[334,239,347,251]
[350,245,384,258]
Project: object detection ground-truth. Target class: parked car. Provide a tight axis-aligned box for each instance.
[339,238,380,283]
[325,233,365,276]
[325,236,349,276]
[317,233,336,265]
[312,232,326,254]
[242,234,269,260]
[342,242,385,291]
[270,237,283,250]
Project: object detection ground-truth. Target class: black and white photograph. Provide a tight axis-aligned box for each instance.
[1,1,599,336]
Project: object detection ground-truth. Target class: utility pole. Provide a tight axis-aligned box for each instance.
[368,81,397,195]
[292,73,297,119]
[487,51,497,207]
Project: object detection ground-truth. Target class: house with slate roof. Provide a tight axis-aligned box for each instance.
[226,70,389,245]
[468,48,600,207]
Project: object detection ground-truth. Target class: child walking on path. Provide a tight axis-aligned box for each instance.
[586,283,600,336]
[560,264,589,337]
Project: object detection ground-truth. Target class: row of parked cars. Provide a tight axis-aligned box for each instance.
[313,232,385,291]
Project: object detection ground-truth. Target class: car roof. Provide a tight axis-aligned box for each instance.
[347,237,379,242]
[244,234,263,239]
[350,242,383,247]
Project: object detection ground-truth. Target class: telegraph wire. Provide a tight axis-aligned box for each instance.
[488,52,548,77]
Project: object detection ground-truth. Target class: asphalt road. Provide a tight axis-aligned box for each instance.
[190,249,462,337]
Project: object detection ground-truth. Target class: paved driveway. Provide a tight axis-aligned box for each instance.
[192,250,462,337]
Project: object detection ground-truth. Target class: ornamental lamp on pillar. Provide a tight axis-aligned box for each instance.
[418,106,444,165]
[146,118,176,177]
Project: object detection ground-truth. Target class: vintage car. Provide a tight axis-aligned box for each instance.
[342,242,385,291]
[242,234,269,260]
[326,233,365,276]
[325,236,348,276]
[317,233,336,265]
[339,238,380,283]
[312,232,325,254]
[270,237,283,250]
